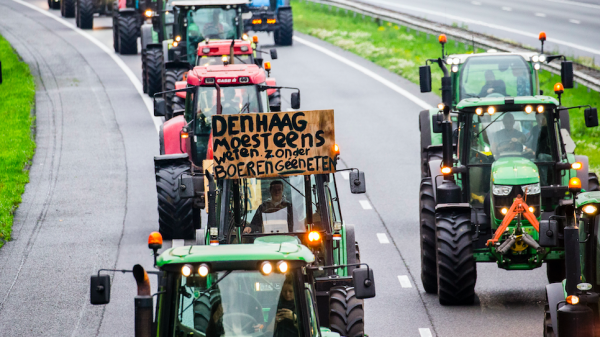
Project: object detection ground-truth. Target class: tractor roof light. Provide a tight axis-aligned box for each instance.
[451,65,459,73]
[242,33,249,41]
[253,35,259,43]
[198,264,210,277]
[487,106,496,115]
[475,107,483,115]
[571,162,583,170]
[438,103,445,110]
[539,54,546,62]
[202,47,210,54]
[554,82,564,94]
[222,55,230,65]
[441,166,452,175]
[534,63,541,70]
[182,264,193,277]
[277,261,288,273]
[264,62,271,70]
[532,55,539,63]
[539,31,547,41]
[240,45,249,52]
[537,105,545,113]
[525,105,533,114]
[148,231,163,249]
[260,261,273,275]
[566,295,579,305]
[173,41,179,47]
[175,35,182,42]
[144,9,153,17]
[583,205,598,215]
[569,177,582,189]
[438,34,447,44]
[308,231,321,244]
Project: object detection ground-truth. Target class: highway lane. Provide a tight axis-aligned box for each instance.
[1,1,552,335]
[355,0,600,64]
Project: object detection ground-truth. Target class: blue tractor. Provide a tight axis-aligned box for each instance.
[244,0,293,46]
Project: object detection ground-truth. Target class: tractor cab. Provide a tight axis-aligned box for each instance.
[196,39,255,66]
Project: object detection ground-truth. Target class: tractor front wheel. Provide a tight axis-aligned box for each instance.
[61,0,74,17]
[329,287,364,337]
[145,48,164,97]
[546,260,565,284]
[420,178,438,293]
[164,67,188,119]
[436,209,476,305]
[274,9,293,46]
[118,14,139,55]
[156,162,195,240]
[76,0,94,29]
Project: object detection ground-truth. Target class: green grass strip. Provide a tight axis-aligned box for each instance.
[0,34,36,248]
[292,0,600,172]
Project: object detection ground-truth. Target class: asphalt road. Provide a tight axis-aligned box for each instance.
[0,0,551,336]
[355,0,600,65]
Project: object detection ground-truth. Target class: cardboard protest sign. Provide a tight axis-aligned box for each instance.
[211,110,336,179]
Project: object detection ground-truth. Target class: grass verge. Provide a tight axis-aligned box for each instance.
[0,34,36,248]
[292,0,600,172]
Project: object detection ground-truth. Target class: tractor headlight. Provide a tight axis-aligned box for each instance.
[532,55,539,62]
[534,63,541,70]
[492,185,512,196]
[523,183,541,195]
[539,54,546,62]
[451,65,459,72]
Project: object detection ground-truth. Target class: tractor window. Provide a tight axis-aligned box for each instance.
[460,55,532,100]
[304,287,320,337]
[174,271,302,337]
[187,7,239,61]
[197,54,253,66]
[324,174,342,226]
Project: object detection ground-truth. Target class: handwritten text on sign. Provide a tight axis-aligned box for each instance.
[212,110,336,179]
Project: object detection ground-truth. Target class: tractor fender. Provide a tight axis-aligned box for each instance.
[175,81,187,99]
[118,7,136,13]
[140,24,154,50]
[345,224,359,275]
[277,5,291,12]
[575,155,590,191]
[428,159,443,202]
[163,115,187,155]
[266,78,277,96]
[165,61,193,70]
[546,282,565,336]
[153,153,189,171]
[146,43,162,50]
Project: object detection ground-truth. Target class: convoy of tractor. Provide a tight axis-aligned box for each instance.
[42,0,600,334]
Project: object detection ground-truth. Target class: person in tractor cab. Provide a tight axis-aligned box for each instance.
[244,180,293,234]
[203,10,226,39]
[479,70,507,97]
[493,112,529,154]
[221,89,241,115]
[266,277,299,336]
[526,113,553,185]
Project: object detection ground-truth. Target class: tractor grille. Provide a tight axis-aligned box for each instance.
[493,185,541,220]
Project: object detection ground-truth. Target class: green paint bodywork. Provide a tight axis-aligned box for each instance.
[491,157,540,185]
[157,238,315,267]
[576,192,600,207]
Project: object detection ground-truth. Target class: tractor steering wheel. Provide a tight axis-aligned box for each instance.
[223,313,260,335]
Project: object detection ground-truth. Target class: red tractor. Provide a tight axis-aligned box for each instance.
[153,62,299,239]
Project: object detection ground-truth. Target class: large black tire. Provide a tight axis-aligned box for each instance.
[76,0,94,29]
[141,50,147,93]
[113,13,120,53]
[436,210,476,305]
[345,224,359,275]
[589,173,599,191]
[543,303,556,337]
[546,260,565,284]
[274,9,293,46]
[420,178,438,294]
[61,0,75,17]
[145,48,164,97]
[164,67,187,120]
[118,14,139,55]
[329,287,364,337]
[156,162,195,240]
[49,0,61,10]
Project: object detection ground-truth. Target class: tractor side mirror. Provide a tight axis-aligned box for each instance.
[561,61,574,89]
[291,92,300,110]
[419,65,432,93]
[270,49,278,60]
[90,274,111,305]
[242,11,253,20]
[154,97,166,117]
[352,267,376,299]
[584,107,599,127]
[431,114,443,133]
[255,57,264,68]
[349,171,366,194]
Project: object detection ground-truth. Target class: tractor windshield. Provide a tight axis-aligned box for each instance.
[459,55,533,100]
[197,54,253,66]
[174,270,304,337]
[187,8,240,63]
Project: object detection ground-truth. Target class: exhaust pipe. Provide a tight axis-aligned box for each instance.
[133,264,153,337]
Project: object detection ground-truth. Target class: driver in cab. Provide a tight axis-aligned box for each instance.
[493,112,528,153]
[203,10,225,38]
[244,181,293,234]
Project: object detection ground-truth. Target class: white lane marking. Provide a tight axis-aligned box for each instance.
[419,328,433,337]
[340,171,349,180]
[365,0,600,56]
[397,275,412,288]
[501,6,512,11]
[376,233,389,243]
[359,200,372,210]
[471,1,481,5]
[535,12,547,17]
[13,0,162,132]
[569,19,581,24]
[544,0,600,10]
[293,36,433,110]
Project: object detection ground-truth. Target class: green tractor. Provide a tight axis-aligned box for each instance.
[90,231,376,337]
[418,33,600,305]
[543,189,600,336]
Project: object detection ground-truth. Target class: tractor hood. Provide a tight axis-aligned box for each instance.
[492,157,540,185]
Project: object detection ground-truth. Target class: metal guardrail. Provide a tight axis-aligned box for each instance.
[301,0,600,92]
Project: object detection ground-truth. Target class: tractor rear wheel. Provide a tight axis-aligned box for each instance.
[274,9,293,46]
[76,0,94,29]
[118,14,139,55]
[420,178,438,294]
[112,9,120,53]
[329,287,364,337]
[546,260,565,283]
[145,48,163,97]
[156,162,195,240]
[436,210,476,305]
[589,173,599,191]
[164,67,187,120]
[61,0,75,17]
[49,0,61,10]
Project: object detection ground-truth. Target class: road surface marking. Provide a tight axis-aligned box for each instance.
[419,328,433,337]
[544,0,600,10]
[471,1,481,5]
[501,6,512,11]
[569,19,581,24]
[340,171,349,180]
[377,233,389,243]
[535,13,547,17]
[398,275,412,288]
[13,0,162,132]
[366,0,600,56]
[359,200,372,209]
[293,36,433,110]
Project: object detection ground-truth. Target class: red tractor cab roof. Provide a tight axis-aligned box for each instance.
[197,40,253,57]
[187,64,266,86]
